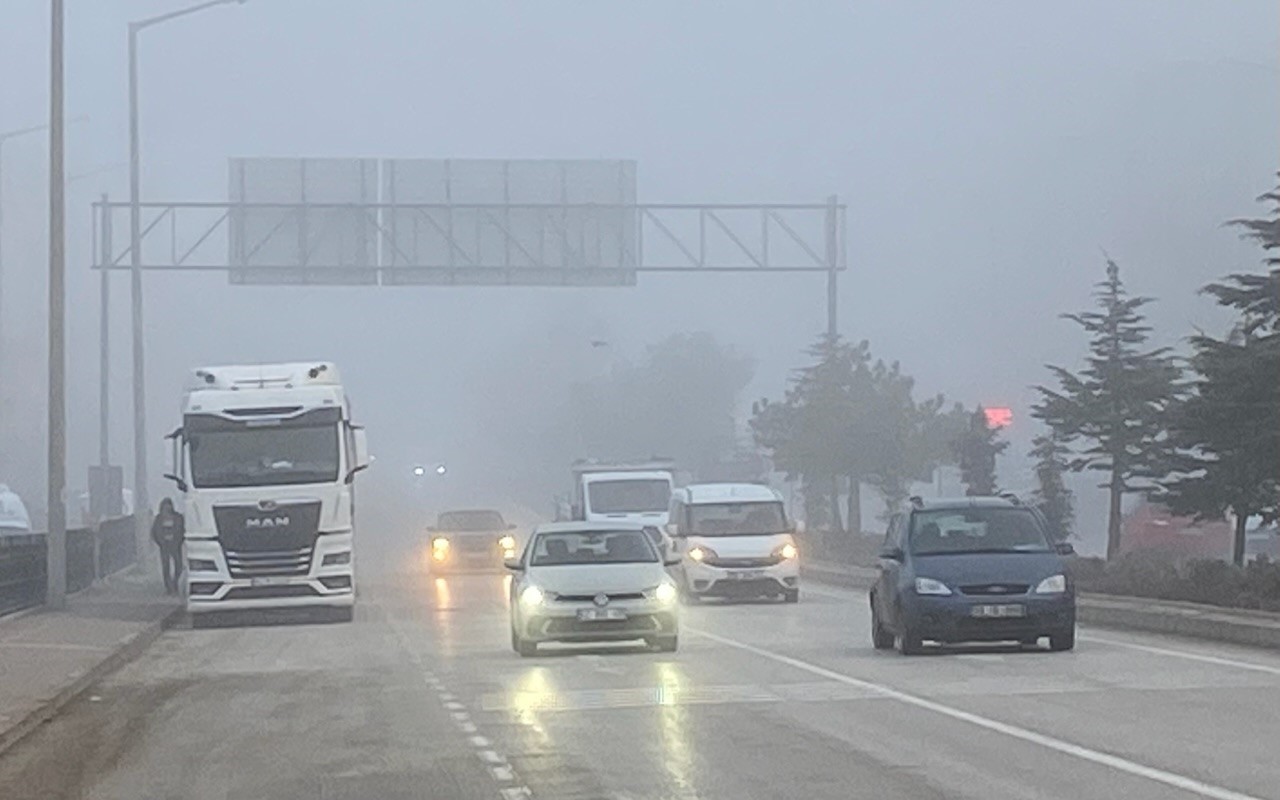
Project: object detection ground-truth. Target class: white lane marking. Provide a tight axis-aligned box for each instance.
[500,788,532,800]
[1079,634,1280,678]
[459,720,478,734]
[689,626,1265,800]
[444,701,465,711]
[451,711,470,722]
[438,692,457,701]
[469,735,491,748]
[478,749,506,765]
[490,764,515,782]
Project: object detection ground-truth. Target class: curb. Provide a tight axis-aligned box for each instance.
[801,561,1280,651]
[0,606,184,758]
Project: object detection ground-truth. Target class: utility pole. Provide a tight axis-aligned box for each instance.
[99,193,111,468]
[47,0,67,608]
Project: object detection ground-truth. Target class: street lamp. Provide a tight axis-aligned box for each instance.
[128,0,246,560]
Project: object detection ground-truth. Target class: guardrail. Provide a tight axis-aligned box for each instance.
[0,516,137,618]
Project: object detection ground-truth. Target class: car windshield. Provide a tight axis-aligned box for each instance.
[530,530,658,566]
[688,501,788,536]
[586,479,671,514]
[437,510,506,531]
[188,425,340,488]
[910,508,1051,555]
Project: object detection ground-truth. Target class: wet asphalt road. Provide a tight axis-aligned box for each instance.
[1,566,1278,800]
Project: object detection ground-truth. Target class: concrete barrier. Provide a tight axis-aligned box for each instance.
[802,560,1280,651]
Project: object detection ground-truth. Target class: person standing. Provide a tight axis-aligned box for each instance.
[151,498,185,594]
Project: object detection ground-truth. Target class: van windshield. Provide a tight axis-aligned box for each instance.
[688,502,788,536]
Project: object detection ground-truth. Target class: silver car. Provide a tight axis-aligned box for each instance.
[506,522,682,657]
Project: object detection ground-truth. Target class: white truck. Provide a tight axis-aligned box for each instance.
[567,459,676,527]
[166,362,369,622]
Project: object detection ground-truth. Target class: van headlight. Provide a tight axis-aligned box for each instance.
[1034,574,1067,594]
[775,542,798,560]
[688,546,717,562]
[914,577,952,596]
[519,585,545,607]
[654,581,678,605]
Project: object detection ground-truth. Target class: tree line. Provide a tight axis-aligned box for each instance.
[751,181,1280,564]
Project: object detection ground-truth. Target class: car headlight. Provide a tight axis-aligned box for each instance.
[498,535,516,551]
[187,558,217,573]
[777,542,798,560]
[688,546,716,562]
[1034,574,1067,594]
[431,537,450,560]
[321,550,352,567]
[519,585,545,607]
[914,577,952,596]
[654,580,678,605]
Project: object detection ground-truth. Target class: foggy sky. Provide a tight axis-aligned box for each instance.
[0,1,1276,551]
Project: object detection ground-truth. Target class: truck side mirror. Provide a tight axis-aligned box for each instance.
[664,522,681,538]
[879,546,905,562]
[346,427,370,483]
[163,473,188,493]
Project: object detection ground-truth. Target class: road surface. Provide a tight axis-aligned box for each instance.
[1,566,1277,800]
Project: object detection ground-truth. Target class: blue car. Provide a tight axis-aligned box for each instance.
[870,496,1076,655]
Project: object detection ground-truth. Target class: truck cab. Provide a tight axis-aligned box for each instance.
[570,460,675,528]
[167,362,369,621]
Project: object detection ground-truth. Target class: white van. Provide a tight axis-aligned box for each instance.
[667,483,800,603]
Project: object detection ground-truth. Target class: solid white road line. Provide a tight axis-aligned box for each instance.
[689,626,1265,800]
[1078,634,1280,678]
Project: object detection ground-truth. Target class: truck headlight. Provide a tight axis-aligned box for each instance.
[1034,574,1067,594]
[519,585,545,607]
[914,577,952,596]
[187,558,217,573]
[431,537,450,561]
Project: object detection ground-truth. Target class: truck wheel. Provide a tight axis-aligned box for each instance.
[783,589,800,604]
[1049,626,1075,652]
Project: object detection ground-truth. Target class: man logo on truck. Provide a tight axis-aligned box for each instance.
[246,516,290,529]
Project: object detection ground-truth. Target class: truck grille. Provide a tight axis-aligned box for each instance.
[225,546,314,578]
[213,501,322,578]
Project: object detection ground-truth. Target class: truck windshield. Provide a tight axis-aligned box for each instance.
[188,424,340,488]
[688,502,788,536]
[587,479,671,514]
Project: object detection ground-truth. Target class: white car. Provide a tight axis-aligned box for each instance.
[507,522,682,657]
[668,483,801,603]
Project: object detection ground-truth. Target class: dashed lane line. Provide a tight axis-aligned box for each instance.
[689,625,1265,800]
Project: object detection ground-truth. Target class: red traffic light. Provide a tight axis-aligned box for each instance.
[983,407,1013,429]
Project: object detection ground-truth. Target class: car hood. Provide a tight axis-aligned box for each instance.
[686,533,790,557]
[527,563,668,594]
[911,551,1064,587]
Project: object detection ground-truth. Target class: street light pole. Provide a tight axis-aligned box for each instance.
[128,0,245,562]
[47,0,67,608]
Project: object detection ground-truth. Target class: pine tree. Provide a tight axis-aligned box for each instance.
[1033,259,1182,559]
[950,406,1007,496]
[1162,186,1280,565]
[1030,430,1075,542]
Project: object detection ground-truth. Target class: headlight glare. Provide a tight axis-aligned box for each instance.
[779,542,798,560]
[655,581,678,605]
[1035,574,1067,594]
[914,577,952,596]
[688,546,710,562]
[498,535,516,551]
[519,585,545,607]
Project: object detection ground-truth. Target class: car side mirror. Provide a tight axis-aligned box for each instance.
[507,523,517,530]
[879,546,904,562]
[793,520,806,535]
[163,473,188,493]
[425,526,437,533]
[664,523,682,538]
[1054,542,1075,556]
[664,555,682,567]
[504,558,524,571]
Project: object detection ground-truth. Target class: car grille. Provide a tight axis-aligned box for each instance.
[457,536,493,553]
[959,583,1029,596]
[553,592,645,603]
[703,555,781,568]
[541,614,670,636]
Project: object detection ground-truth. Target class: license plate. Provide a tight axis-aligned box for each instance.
[249,576,291,588]
[576,608,627,622]
[970,603,1026,618]
[726,570,765,580]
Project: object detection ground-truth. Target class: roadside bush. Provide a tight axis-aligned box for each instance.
[1070,551,1280,612]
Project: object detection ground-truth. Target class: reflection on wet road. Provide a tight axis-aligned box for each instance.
[2,567,1279,799]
